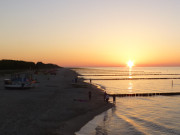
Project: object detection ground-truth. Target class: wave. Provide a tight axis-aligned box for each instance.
[93,83,106,91]
[116,113,180,135]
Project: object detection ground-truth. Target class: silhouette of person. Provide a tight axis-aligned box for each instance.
[104,91,107,101]
[75,77,78,83]
[105,94,109,103]
[113,95,116,103]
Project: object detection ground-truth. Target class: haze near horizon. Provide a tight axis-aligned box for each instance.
[0,0,180,67]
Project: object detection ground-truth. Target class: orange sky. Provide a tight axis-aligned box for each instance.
[0,0,180,67]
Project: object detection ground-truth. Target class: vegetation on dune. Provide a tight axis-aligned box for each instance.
[0,60,60,70]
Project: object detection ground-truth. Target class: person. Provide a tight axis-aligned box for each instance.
[75,77,78,83]
[90,79,92,83]
[113,95,116,103]
[105,94,109,103]
[88,91,92,101]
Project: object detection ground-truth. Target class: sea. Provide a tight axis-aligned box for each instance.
[74,67,180,135]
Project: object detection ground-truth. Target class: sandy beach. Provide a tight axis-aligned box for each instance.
[0,68,113,135]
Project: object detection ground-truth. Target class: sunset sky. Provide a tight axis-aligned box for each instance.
[0,0,180,67]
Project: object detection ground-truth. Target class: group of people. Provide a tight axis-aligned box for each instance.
[88,91,116,103]
[104,91,116,103]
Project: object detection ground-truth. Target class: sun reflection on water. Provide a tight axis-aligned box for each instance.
[128,81,133,93]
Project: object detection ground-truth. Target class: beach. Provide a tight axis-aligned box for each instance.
[0,68,113,135]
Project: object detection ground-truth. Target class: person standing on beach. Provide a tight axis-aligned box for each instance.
[105,94,109,103]
[104,91,107,101]
[113,95,116,103]
[88,91,92,101]
[75,77,78,83]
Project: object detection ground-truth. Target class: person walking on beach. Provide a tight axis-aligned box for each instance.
[88,91,92,101]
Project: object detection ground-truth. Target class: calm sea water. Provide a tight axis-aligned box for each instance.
[74,67,180,135]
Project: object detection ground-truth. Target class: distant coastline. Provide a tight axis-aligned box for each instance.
[0,59,61,70]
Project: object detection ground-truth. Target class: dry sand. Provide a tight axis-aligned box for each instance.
[0,68,113,135]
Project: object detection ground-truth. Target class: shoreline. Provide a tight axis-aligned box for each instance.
[0,68,113,135]
[60,83,113,135]
[55,69,113,135]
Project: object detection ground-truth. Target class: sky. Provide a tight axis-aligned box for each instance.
[0,0,180,67]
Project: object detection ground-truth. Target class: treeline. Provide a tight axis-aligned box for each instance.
[0,60,60,70]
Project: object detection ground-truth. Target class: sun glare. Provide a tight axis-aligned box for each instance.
[127,60,134,68]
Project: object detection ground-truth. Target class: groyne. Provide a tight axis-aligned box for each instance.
[109,92,180,97]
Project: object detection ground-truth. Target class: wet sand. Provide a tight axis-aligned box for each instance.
[0,68,113,135]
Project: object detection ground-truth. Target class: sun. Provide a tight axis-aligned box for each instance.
[127,60,134,68]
